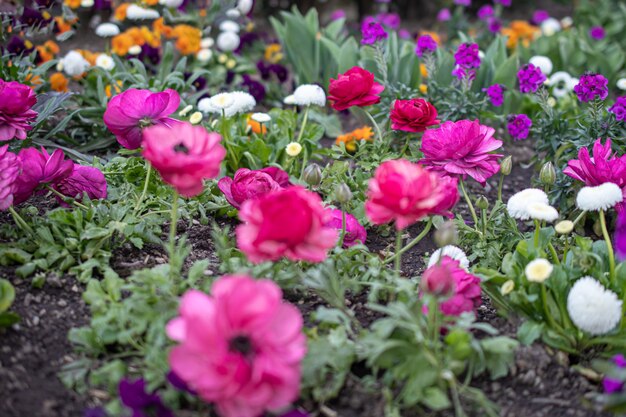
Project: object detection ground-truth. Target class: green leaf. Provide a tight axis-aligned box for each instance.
[517,320,544,345]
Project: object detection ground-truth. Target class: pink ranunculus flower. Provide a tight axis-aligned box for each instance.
[390,98,440,133]
[424,257,482,316]
[365,159,459,230]
[0,78,38,142]
[236,187,338,263]
[54,165,107,205]
[419,119,503,186]
[218,167,290,209]
[563,138,626,208]
[0,145,21,210]
[166,275,307,417]
[328,66,385,111]
[142,122,226,198]
[103,88,180,150]
[13,147,74,205]
[325,209,367,247]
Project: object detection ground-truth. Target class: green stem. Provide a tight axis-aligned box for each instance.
[548,243,561,265]
[394,229,403,277]
[337,209,347,248]
[400,135,411,157]
[135,162,152,211]
[497,173,504,202]
[385,219,433,265]
[481,208,488,237]
[8,206,34,235]
[169,190,179,258]
[459,179,479,230]
[599,209,616,284]
[534,220,541,249]
[540,284,558,330]
[573,210,587,226]
[363,108,383,142]
[296,105,310,144]
[45,185,89,210]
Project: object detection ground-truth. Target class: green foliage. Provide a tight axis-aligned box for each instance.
[0,279,19,328]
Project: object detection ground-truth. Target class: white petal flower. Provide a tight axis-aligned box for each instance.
[126,5,160,20]
[251,112,271,123]
[229,91,256,115]
[529,55,553,76]
[286,142,303,157]
[525,259,553,283]
[560,16,573,29]
[189,111,203,125]
[217,31,240,52]
[237,0,254,15]
[61,51,90,77]
[128,45,142,55]
[567,276,622,335]
[576,182,622,211]
[81,0,94,7]
[540,18,561,36]
[226,8,241,18]
[209,93,235,110]
[179,105,193,117]
[293,84,326,107]
[199,91,256,117]
[95,23,120,37]
[159,0,184,7]
[95,54,115,71]
[201,37,215,49]
[527,202,559,222]
[554,220,574,234]
[427,245,470,270]
[548,71,575,98]
[196,49,213,63]
[507,188,549,220]
[219,20,240,33]
[617,78,626,91]
[284,94,296,105]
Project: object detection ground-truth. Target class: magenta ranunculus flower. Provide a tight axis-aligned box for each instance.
[610,96,626,121]
[328,67,385,111]
[365,159,459,230]
[13,147,74,205]
[142,122,226,198]
[390,98,440,133]
[415,35,437,57]
[166,275,307,417]
[507,114,532,140]
[434,257,482,316]
[325,209,367,247]
[517,64,547,94]
[103,88,180,150]
[54,165,107,205]
[218,167,290,209]
[0,145,21,210]
[361,21,388,45]
[574,73,609,102]
[564,138,626,207]
[420,120,503,186]
[437,8,451,21]
[483,84,505,107]
[589,26,605,40]
[0,78,38,142]
[236,187,338,263]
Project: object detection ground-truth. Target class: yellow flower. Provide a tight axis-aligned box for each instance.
[226,59,237,69]
[500,280,515,295]
[105,80,123,98]
[525,259,553,283]
[111,33,134,56]
[419,84,428,94]
[420,63,428,79]
[172,24,202,55]
[286,142,302,157]
[189,111,203,125]
[247,117,268,135]
[264,43,283,64]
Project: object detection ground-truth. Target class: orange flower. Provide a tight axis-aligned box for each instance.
[54,17,73,34]
[153,17,173,38]
[143,0,159,5]
[111,33,134,56]
[264,44,283,63]
[77,49,98,66]
[172,25,201,55]
[24,73,43,87]
[114,3,130,21]
[36,40,60,63]
[141,26,161,47]
[335,126,374,153]
[105,80,123,98]
[419,31,441,45]
[419,84,428,94]
[64,0,80,8]
[420,63,428,79]
[247,117,268,135]
[50,72,69,92]
[501,20,539,49]
[126,27,146,46]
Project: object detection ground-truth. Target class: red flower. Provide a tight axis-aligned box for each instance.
[328,66,384,111]
[390,98,440,133]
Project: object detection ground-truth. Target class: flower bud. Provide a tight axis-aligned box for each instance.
[189,111,203,125]
[500,155,512,176]
[421,263,454,296]
[303,163,322,187]
[434,221,458,248]
[540,161,556,185]
[334,183,352,205]
[555,220,574,234]
[475,195,489,210]
[500,280,515,295]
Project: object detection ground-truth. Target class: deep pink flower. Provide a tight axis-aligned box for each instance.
[415,35,437,57]
[365,159,459,230]
[420,260,455,296]
[589,26,605,40]
[390,98,440,133]
[328,67,385,111]
[477,5,493,20]
[0,145,21,210]
[13,147,74,205]
[419,120,503,186]
[483,84,505,107]
[615,209,626,261]
[0,78,38,142]
[518,64,546,94]
[166,275,306,417]
[437,8,451,22]
[574,73,609,102]
[532,10,549,24]
[603,378,623,394]
[507,114,532,140]
[142,122,226,198]
[236,187,338,263]
[218,167,290,209]
[437,257,482,316]
[54,165,107,205]
[103,88,180,149]
[564,138,626,208]
[609,96,626,121]
[361,21,387,45]
[325,209,367,247]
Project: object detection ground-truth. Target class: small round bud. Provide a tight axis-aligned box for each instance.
[178,104,193,117]
[540,162,556,186]
[500,280,515,295]
[189,111,203,125]
[475,195,489,210]
[500,155,512,176]
[334,183,353,205]
[421,263,454,296]
[303,164,322,187]
[434,221,458,248]
[555,220,574,235]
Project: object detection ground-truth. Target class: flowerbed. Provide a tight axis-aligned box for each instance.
[1,0,626,417]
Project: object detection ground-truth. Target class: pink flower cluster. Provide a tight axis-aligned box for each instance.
[325,209,367,247]
[218,167,290,209]
[422,257,482,316]
[167,275,306,417]
[0,79,38,142]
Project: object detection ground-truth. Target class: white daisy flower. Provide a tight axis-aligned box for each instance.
[189,111,203,125]
[81,0,94,7]
[427,245,470,270]
[540,18,561,36]
[284,94,296,105]
[128,45,142,55]
[237,0,254,15]
[501,280,515,295]
[529,55,553,76]
[217,31,240,52]
[196,49,213,63]
[95,23,120,37]
[219,20,240,33]
[209,93,235,110]
[507,188,549,220]
[576,182,622,211]
[199,91,256,117]
[126,5,160,20]
[567,276,622,335]
[95,54,115,71]
[527,202,559,222]
[293,84,326,107]
[251,113,271,123]
[226,8,241,18]
[201,37,215,49]
[525,259,553,283]
[159,0,184,7]
[229,91,256,115]
[617,78,626,91]
[560,16,573,29]
[548,71,576,98]
[61,51,90,77]
[554,220,574,235]
[286,142,302,157]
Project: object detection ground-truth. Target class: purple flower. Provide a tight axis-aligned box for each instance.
[415,35,437,57]
[507,114,532,140]
[20,7,51,28]
[166,371,196,395]
[453,43,480,80]
[398,29,411,39]
[330,10,346,21]
[610,96,626,121]
[603,378,624,394]
[119,378,174,417]
[614,354,626,367]
[139,44,160,65]
[488,18,502,33]
[477,5,494,20]
[517,64,546,93]
[361,22,388,45]
[325,209,367,247]
[589,26,605,40]
[573,73,609,102]
[377,12,401,29]
[532,10,550,24]
[437,8,451,22]
[269,64,288,83]
[83,407,107,417]
[494,0,512,6]
[616,210,626,261]
[240,75,266,103]
[454,0,471,6]
[484,84,505,107]
[6,36,34,56]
